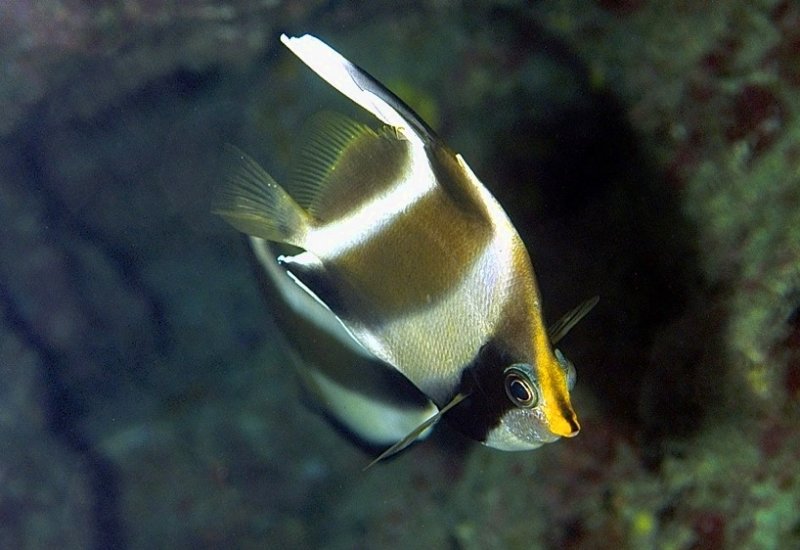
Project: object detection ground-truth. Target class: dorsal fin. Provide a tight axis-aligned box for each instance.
[287,112,413,223]
[280,34,439,145]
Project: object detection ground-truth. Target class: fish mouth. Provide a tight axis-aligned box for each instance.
[538,432,561,444]
[530,403,579,443]
[549,414,580,438]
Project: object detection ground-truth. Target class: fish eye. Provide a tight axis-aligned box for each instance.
[504,365,538,408]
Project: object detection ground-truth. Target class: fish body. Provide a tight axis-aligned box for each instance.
[215,34,585,456]
[248,236,438,448]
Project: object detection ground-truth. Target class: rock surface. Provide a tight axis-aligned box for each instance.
[0,1,798,548]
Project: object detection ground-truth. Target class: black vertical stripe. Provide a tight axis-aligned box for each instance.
[443,341,517,442]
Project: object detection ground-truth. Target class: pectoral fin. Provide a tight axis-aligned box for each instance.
[548,296,599,345]
[213,145,311,248]
[363,392,469,470]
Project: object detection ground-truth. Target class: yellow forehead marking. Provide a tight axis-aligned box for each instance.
[532,323,579,437]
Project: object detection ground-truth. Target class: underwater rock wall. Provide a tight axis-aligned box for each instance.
[0,300,93,548]
[0,1,315,136]
[540,0,800,415]
[0,0,798,548]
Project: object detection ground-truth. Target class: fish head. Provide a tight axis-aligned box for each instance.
[482,345,580,451]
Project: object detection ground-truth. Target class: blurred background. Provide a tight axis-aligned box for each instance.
[1,1,798,548]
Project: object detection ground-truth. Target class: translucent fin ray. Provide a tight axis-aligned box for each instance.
[288,112,409,222]
[363,392,469,470]
[548,296,599,345]
[213,145,310,247]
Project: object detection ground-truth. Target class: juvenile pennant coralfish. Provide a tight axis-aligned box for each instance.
[215,34,596,464]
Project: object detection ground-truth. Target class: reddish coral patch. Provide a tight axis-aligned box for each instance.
[687,78,716,103]
[702,37,742,77]
[768,0,800,86]
[665,145,698,189]
[785,358,800,399]
[784,309,800,399]
[771,0,792,22]
[691,511,726,550]
[724,85,786,156]
[760,421,786,459]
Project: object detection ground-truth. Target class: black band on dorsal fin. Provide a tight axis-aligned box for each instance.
[341,58,440,144]
[287,112,411,223]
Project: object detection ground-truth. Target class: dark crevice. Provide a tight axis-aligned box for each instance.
[18,136,173,361]
[477,5,718,467]
[0,279,126,550]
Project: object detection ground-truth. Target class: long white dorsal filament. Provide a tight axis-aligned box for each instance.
[280,34,411,134]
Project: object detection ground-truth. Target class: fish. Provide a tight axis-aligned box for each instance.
[248,237,440,451]
[214,33,596,464]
